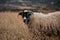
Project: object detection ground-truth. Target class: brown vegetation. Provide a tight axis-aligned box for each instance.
[0,11,60,40]
[28,11,60,40]
[0,11,31,40]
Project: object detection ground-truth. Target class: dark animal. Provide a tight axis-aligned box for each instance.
[18,10,32,23]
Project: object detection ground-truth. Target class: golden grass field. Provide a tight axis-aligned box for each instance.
[0,10,60,40]
[0,11,31,40]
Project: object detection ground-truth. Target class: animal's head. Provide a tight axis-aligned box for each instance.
[18,10,33,23]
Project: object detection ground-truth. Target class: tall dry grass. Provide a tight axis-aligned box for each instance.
[28,11,60,40]
[0,11,31,40]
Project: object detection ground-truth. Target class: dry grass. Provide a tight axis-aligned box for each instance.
[28,11,60,40]
[0,11,31,40]
[0,11,60,40]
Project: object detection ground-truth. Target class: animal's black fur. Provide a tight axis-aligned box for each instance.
[18,11,32,23]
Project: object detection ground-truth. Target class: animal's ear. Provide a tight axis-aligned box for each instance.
[28,12,33,16]
[28,14,31,16]
[19,12,22,15]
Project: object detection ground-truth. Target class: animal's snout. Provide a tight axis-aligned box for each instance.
[23,17,27,23]
[23,17,27,20]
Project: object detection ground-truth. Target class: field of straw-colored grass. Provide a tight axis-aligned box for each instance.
[0,11,60,40]
[0,11,31,40]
